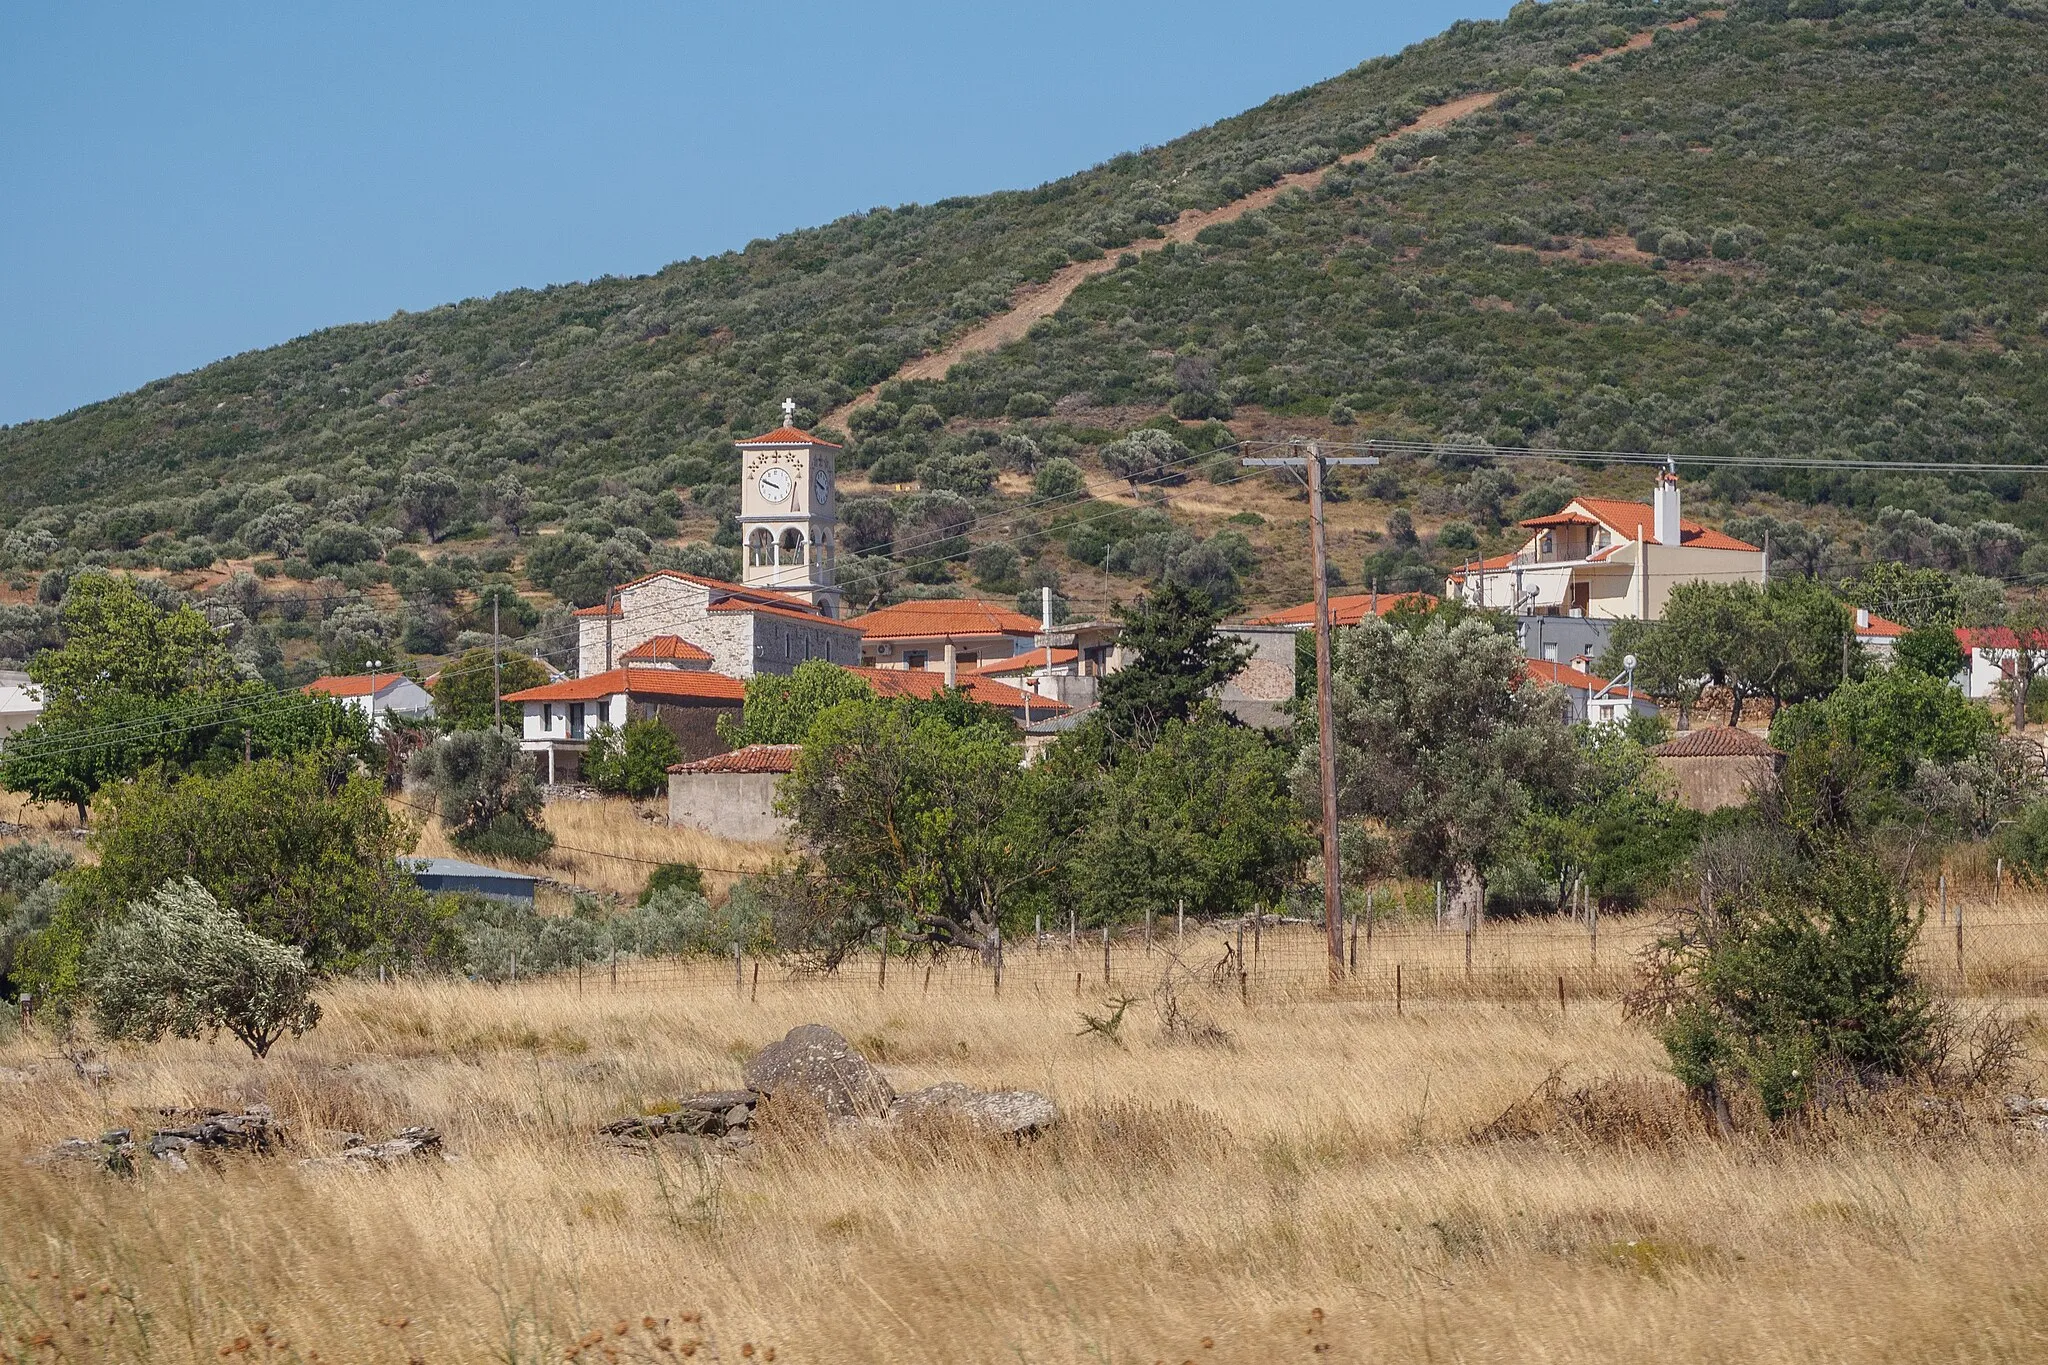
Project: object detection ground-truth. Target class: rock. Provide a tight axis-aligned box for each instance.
[145,1106,285,1157]
[599,1090,761,1143]
[742,1025,895,1118]
[890,1082,1057,1137]
[300,1125,449,1170]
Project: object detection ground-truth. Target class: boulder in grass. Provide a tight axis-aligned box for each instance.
[890,1082,1057,1137]
[741,1025,895,1118]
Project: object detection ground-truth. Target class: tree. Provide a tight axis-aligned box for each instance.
[1032,458,1087,501]
[1095,581,1249,745]
[0,572,246,821]
[1841,562,1964,631]
[781,697,1049,953]
[1506,722,1698,913]
[1979,598,2048,733]
[1606,580,1855,727]
[1069,709,1312,924]
[84,878,320,1059]
[432,648,550,731]
[399,469,463,542]
[1099,428,1189,492]
[584,717,683,798]
[1317,613,1576,926]
[1895,626,1966,682]
[408,728,554,860]
[19,754,434,1000]
[1602,616,1707,729]
[718,660,876,747]
[1770,667,1993,834]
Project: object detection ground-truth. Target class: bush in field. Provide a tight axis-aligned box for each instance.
[639,862,704,905]
[84,877,320,1059]
[409,728,554,860]
[1628,852,1935,1123]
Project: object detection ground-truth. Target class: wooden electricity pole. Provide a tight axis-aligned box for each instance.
[492,596,503,730]
[1244,439,1379,981]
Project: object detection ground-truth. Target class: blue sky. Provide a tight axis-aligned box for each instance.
[1,1,1511,427]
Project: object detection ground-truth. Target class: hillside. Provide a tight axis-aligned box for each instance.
[3,0,2047,677]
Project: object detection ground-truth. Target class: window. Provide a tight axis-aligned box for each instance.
[957,653,979,665]
[1542,643,1559,662]
[748,529,774,567]
[569,702,586,740]
[542,703,553,732]
[904,650,929,669]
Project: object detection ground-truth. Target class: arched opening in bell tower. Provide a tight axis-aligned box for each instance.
[779,528,807,565]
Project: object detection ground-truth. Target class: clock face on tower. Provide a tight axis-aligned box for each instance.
[757,467,793,503]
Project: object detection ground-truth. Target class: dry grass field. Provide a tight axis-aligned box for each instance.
[5,951,2048,1365]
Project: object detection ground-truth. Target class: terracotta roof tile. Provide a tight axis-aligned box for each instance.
[302,674,408,699]
[619,635,715,663]
[668,744,802,775]
[570,569,829,617]
[1245,591,1437,627]
[1651,727,1782,759]
[1853,611,1907,639]
[1522,658,1619,693]
[850,599,1044,641]
[709,599,863,629]
[1566,497,1762,553]
[503,668,746,704]
[849,666,1069,713]
[963,648,1079,676]
[737,426,842,449]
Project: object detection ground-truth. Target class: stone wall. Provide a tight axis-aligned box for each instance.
[637,700,740,763]
[1656,754,1779,814]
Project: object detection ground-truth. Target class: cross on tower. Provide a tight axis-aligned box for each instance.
[782,397,797,426]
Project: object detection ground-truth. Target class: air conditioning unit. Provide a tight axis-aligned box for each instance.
[875,643,893,656]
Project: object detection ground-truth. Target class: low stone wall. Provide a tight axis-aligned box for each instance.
[668,771,789,842]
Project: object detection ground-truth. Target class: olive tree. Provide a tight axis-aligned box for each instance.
[84,878,321,1059]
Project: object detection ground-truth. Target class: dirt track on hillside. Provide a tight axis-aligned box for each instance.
[824,12,1719,430]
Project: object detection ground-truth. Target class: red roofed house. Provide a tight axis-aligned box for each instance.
[1852,608,1907,657]
[1447,470,1765,620]
[574,569,862,680]
[1955,626,2048,705]
[1242,591,1439,629]
[849,598,1045,671]
[503,668,746,785]
[666,744,801,842]
[1523,657,1659,726]
[302,672,434,733]
[848,666,1070,725]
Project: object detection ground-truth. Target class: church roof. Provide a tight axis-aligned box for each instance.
[737,426,842,449]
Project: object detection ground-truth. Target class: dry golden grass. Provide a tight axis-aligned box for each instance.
[402,794,788,901]
[5,958,2048,1364]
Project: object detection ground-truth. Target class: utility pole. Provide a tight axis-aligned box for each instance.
[1244,439,1380,981]
[365,658,384,735]
[493,596,503,730]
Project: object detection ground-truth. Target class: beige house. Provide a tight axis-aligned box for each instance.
[574,570,862,679]
[1448,471,1765,620]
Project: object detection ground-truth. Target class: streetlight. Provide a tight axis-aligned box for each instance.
[365,658,386,733]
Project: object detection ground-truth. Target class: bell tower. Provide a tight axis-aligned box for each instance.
[735,399,842,617]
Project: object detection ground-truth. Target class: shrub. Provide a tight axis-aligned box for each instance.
[640,862,704,905]
[1033,458,1087,501]
[409,728,555,860]
[1435,520,1481,552]
[1005,391,1052,419]
[583,717,682,799]
[304,522,384,567]
[84,877,320,1059]
[866,449,919,484]
[1629,853,1936,1122]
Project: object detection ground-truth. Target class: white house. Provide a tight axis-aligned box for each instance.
[1525,657,1661,726]
[503,667,747,785]
[1952,627,2048,703]
[849,598,1044,671]
[0,670,42,749]
[301,673,434,733]
[1448,470,1765,620]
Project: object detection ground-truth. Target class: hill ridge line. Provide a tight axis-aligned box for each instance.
[825,10,1719,431]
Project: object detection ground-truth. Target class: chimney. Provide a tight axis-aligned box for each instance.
[1041,585,1054,633]
[1653,466,1680,546]
[943,642,957,688]
[1856,607,1870,631]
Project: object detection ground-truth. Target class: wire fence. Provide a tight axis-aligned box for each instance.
[478,888,2048,1009]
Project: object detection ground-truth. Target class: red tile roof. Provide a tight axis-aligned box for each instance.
[302,674,408,699]
[503,668,746,704]
[1444,553,1520,583]
[849,666,1069,713]
[737,426,842,449]
[619,635,714,664]
[709,599,863,630]
[963,648,1080,676]
[850,598,1044,641]
[668,744,802,775]
[1244,591,1437,628]
[1853,611,1907,640]
[1564,498,1761,553]
[570,570,828,617]
[1652,727,1782,759]
[1957,626,2048,651]
[1521,658,1618,693]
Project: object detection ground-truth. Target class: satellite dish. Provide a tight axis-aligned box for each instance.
[1623,653,1638,670]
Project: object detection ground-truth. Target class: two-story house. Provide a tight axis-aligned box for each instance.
[1446,470,1765,620]
[574,570,863,679]
[301,672,435,733]
[850,598,1045,671]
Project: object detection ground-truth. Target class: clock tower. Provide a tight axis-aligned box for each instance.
[735,399,842,617]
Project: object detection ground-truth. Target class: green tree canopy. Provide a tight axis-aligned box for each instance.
[1095,580,1249,746]
[432,648,550,731]
[717,660,876,747]
[584,717,683,798]
[1317,612,1577,923]
[408,728,554,860]
[1770,665,1994,834]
